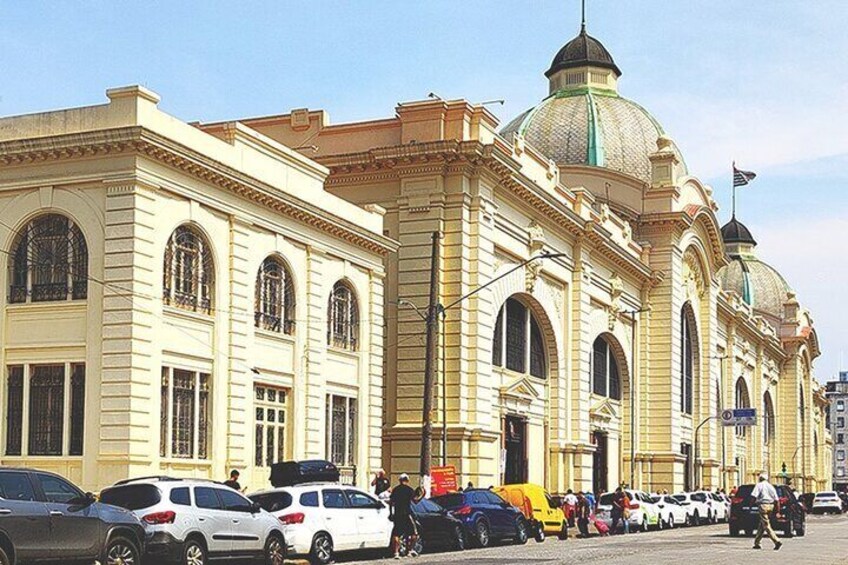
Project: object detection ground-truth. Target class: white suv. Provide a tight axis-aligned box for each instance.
[100,477,286,565]
[812,491,843,514]
[671,492,711,525]
[249,483,392,564]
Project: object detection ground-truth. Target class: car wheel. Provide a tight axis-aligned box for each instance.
[310,532,334,565]
[515,519,529,545]
[558,522,568,540]
[475,520,491,547]
[657,515,664,530]
[183,538,207,565]
[103,536,140,565]
[796,522,806,537]
[784,518,795,538]
[729,525,739,537]
[534,527,546,543]
[264,534,286,565]
[0,546,7,565]
[692,511,700,526]
[668,514,675,529]
[454,525,466,551]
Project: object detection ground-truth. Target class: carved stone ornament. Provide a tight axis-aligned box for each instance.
[607,273,624,331]
[682,250,706,300]
[525,221,547,293]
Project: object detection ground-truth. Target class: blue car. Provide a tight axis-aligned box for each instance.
[432,489,529,548]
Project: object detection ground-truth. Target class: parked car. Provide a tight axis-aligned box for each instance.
[249,484,391,564]
[651,495,688,529]
[728,483,805,538]
[100,477,285,565]
[596,489,659,532]
[811,491,843,514]
[401,497,466,556]
[0,467,145,565]
[708,492,729,522]
[839,492,848,512]
[268,460,340,488]
[671,492,711,525]
[492,483,567,541]
[433,489,529,547]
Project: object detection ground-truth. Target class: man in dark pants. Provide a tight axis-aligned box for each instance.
[390,474,423,559]
[610,487,625,534]
[575,492,591,538]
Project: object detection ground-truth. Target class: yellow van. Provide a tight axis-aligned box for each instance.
[493,483,567,540]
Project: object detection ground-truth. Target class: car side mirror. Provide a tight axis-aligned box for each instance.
[69,492,96,508]
[250,502,262,514]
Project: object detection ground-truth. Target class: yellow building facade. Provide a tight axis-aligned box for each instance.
[234,26,831,493]
[0,86,395,491]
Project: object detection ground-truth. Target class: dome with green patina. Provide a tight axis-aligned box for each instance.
[717,217,792,322]
[500,27,686,184]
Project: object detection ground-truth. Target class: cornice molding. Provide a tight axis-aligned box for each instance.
[0,127,397,257]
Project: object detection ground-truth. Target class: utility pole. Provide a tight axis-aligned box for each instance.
[419,231,440,491]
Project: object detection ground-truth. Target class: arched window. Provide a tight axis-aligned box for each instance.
[327,281,358,351]
[680,307,694,415]
[9,214,88,303]
[763,392,776,446]
[799,384,806,420]
[591,336,621,400]
[163,225,214,314]
[735,378,750,438]
[492,297,547,379]
[255,257,295,334]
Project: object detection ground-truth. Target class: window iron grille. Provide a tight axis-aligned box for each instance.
[255,257,296,334]
[69,364,85,456]
[163,225,214,314]
[8,214,88,304]
[327,282,359,351]
[28,365,65,456]
[5,366,23,456]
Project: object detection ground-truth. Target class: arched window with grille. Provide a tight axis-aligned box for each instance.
[8,214,88,303]
[680,307,695,415]
[327,281,358,351]
[736,378,751,438]
[163,225,214,314]
[255,256,295,334]
[763,391,776,446]
[591,336,621,400]
[491,297,547,379]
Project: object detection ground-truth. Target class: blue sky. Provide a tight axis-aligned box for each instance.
[1,1,846,380]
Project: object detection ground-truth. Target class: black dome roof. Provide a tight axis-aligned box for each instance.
[545,27,622,78]
[721,217,757,246]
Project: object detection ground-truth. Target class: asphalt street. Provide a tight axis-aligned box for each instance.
[338,513,848,565]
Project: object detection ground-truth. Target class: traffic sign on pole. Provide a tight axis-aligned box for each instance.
[720,408,757,426]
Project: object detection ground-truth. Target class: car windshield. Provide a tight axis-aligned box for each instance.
[100,484,162,511]
[816,492,837,498]
[736,485,755,499]
[432,493,464,509]
[692,493,707,502]
[250,491,293,512]
[672,495,686,502]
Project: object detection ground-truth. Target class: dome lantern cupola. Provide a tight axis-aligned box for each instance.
[545,23,621,95]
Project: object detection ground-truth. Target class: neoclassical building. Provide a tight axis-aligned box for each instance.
[226,23,831,493]
[0,86,395,491]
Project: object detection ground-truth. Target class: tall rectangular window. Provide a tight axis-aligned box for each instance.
[254,385,288,467]
[326,395,357,467]
[5,366,23,456]
[5,363,85,457]
[160,367,210,460]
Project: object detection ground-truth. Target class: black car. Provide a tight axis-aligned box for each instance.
[0,467,145,564]
[400,498,465,555]
[729,484,805,538]
[433,489,528,547]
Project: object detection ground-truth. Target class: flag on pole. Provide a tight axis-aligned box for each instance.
[733,165,756,187]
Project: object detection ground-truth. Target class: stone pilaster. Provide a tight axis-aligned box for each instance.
[303,246,328,459]
[226,218,252,470]
[99,179,158,485]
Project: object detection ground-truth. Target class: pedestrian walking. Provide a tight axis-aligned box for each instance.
[563,489,578,527]
[575,492,591,538]
[585,490,596,510]
[610,487,625,534]
[750,474,782,551]
[223,469,242,491]
[390,473,423,559]
[621,490,631,534]
[372,469,390,498]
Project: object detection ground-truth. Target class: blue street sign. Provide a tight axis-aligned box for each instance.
[720,408,757,426]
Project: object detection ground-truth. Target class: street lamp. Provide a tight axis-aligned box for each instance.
[711,354,729,491]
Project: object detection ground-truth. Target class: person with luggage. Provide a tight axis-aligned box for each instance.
[390,473,423,559]
[575,492,592,538]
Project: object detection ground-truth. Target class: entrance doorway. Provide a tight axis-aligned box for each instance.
[592,431,608,494]
[504,416,527,484]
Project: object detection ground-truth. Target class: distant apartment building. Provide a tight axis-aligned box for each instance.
[827,371,848,489]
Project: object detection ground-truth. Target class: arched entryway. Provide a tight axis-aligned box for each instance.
[589,333,629,495]
[492,293,558,485]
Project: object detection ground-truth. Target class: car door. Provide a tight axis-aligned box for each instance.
[0,470,51,561]
[33,472,99,559]
[193,486,232,557]
[216,487,264,557]
[484,491,515,535]
[321,488,357,550]
[345,489,388,548]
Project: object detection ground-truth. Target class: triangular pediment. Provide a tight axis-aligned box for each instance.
[500,377,541,402]
[590,398,619,422]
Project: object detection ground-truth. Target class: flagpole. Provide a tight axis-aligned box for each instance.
[732,160,736,218]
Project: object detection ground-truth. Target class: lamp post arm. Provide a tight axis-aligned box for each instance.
[443,252,569,312]
[693,416,719,490]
